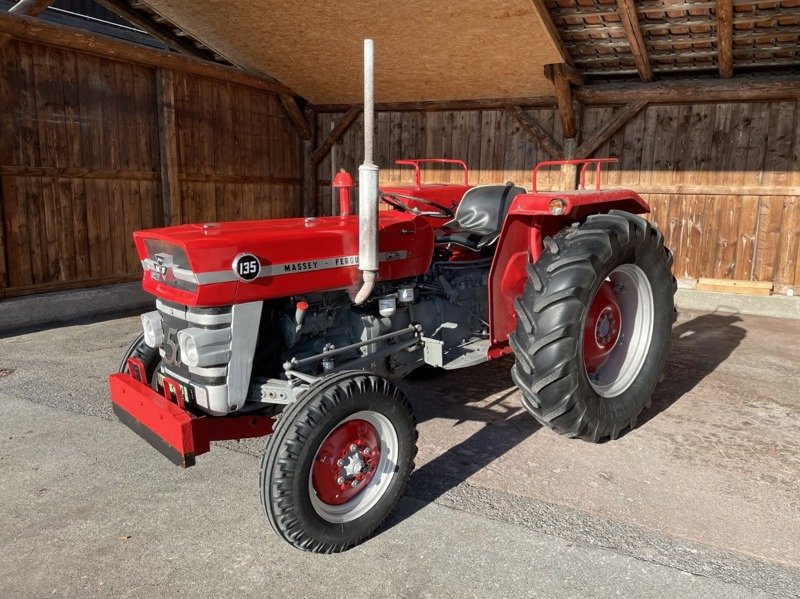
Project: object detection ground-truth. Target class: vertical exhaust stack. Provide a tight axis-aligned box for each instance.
[354,38,379,305]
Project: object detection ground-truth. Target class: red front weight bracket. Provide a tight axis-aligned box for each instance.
[126,357,147,384]
[162,377,186,409]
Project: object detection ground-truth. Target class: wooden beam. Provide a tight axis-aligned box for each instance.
[544,63,580,139]
[0,12,296,96]
[8,0,53,16]
[617,0,654,83]
[716,0,734,78]
[301,107,317,216]
[93,0,214,60]
[279,94,313,140]
[312,106,361,165]
[528,0,574,67]
[544,62,584,87]
[312,76,800,115]
[312,96,555,113]
[575,100,648,158]
[507,106,564,159]
[574,76,800,104]
[156,69,182,226]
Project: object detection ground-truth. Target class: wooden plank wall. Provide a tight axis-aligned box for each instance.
[316,101,800,293]
[0,40,301,298]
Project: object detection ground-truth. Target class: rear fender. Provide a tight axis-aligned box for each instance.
[487,190,650,357]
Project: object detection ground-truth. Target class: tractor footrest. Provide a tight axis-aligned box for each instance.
[109,372,273,468]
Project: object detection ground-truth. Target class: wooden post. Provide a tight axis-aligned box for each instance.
[301,107,317,216]
[716,0,734,79]
[156,68,182,226]
[617,0,653,82]
[560,103,582,190]
[544,63,583,139]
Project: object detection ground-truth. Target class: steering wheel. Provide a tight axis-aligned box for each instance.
[380,192,455,219]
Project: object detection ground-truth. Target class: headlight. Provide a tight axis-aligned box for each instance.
[177,328,231,368]
[181,334,199,366]
[141,311,163,348]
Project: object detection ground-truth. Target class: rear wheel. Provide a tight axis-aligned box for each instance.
[261,371,417,553]
[510,210,676,442]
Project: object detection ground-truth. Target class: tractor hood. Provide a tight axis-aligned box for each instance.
[133,213,434,307]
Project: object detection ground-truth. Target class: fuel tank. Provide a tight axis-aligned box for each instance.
[133,212,434,307]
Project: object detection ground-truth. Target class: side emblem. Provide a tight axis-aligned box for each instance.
[232,253,261,282]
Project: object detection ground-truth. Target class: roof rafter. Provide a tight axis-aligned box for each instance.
[8,0,53,17]
[528,0,575,67]
[93,0,220,61]
[716,0,735,78]
[617,0,654,82]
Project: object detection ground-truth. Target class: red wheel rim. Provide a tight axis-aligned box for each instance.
[583,281,622,373]
[311,419,381,506]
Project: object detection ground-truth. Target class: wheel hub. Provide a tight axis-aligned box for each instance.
[312,419,381,506]
[584,281,622,373]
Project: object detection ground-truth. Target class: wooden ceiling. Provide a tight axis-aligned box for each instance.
[128,0,566,104]
[50,0,800,102]
[550,0,800,78]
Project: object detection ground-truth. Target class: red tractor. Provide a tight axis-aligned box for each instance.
[109,41,675,554]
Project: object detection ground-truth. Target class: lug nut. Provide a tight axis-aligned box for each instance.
[349,444,358,452]
[351,481,359,488]
[363,447,371,455]
[337,459,344,467]
[337,477,345,485]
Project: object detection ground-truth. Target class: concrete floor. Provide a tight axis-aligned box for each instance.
[1,309,799,597]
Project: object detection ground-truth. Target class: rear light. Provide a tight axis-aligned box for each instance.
[549,198,569,215]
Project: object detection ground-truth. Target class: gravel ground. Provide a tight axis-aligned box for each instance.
[0,308,798,597]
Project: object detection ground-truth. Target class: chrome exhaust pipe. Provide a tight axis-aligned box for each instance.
[354,38,378,305]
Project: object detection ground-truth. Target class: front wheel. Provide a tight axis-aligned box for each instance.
[118,332,160,380]
[510,210,676,442]
[260,371,417,553]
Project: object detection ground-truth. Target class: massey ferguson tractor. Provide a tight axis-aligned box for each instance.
[109,41,676,553]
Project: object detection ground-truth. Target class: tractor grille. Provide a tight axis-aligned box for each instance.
[156,299,232,386]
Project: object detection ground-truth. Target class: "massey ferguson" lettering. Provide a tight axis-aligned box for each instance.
[284,260,319,273]
[268,252,406,277]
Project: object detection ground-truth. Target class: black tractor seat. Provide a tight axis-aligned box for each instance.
[436,183,526,251]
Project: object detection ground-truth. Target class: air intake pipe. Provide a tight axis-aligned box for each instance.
[354,38,379,305]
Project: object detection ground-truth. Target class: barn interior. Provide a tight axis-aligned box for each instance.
[2,3,800,595]
[0,0,798,302]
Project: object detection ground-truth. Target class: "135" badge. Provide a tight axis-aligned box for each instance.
[232,253,261,282]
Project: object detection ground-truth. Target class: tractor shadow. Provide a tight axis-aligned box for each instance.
[636,311,747,429]
[384,311,746,532]
[388,356,541,529]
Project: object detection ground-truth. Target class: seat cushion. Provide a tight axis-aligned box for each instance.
[436,184,526,250]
